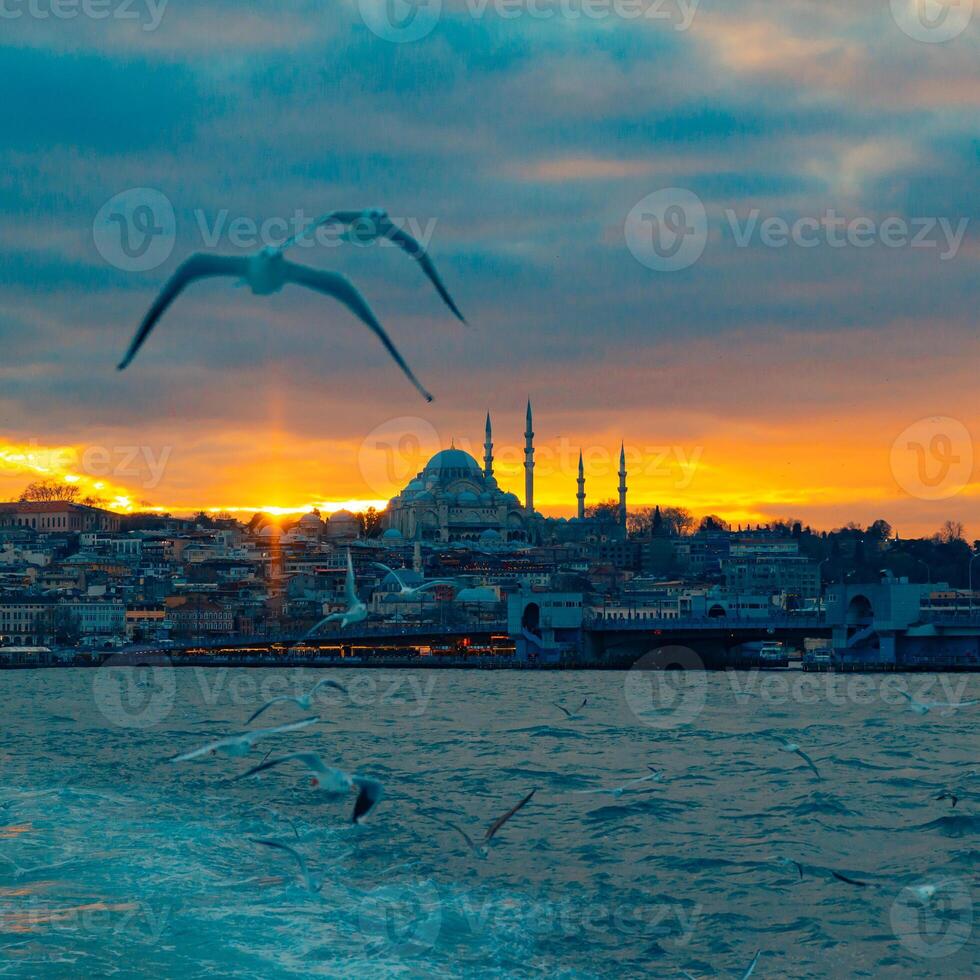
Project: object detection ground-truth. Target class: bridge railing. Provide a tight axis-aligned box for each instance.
[582,613,826,630]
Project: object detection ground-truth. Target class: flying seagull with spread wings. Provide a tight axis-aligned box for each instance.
[554,697,588,720]
[372,562,455,598]
[283,207,465,323]
[249,838,323,893]
[246,678,348,726]
[898,690,979,715]
[302,551,367,638]
[775,738,822,780]
[430,789,537,858]
[236,752,383,824]
[169,717,317,762]
[118,247,433,402]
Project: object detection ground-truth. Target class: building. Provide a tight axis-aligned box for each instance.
[166,598,235,637]
[722,555,821,603]
[0,501,121,533]
[0,595,57,645]
[58,599,126,637]
[385,402,629,545]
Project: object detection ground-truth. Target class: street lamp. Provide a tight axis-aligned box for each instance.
[913,558,931,585]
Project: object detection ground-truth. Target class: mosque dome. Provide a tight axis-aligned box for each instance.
[422,448,483,484]
[457,490,479,504]
[381,527,403,540]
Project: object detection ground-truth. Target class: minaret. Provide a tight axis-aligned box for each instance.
[524,399,534,512]
[618,442,628,528]
[484,412,494,479]
[577,450,586,520]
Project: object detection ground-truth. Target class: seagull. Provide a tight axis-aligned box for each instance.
[572,767,663,797]
[246,678,348,726]
[933,789,959,808]
[554,697,588,719]
[236,753,383,824]
[904,881,956,906]
[681,949,761,980]
[372,563,455,598]
[282,207,466,323]
[169,717,317,762]
[772,856,805,880]
[898,691,979,715]
[430,789,537,858]
[775,739,822,780]
[303,551,368,638]
[249,838,323,893]
[118,247,433,402]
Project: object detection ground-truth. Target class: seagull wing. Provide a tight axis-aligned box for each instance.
[280,209,362,250]
[441,819,480,854]
[379,217,466,324]
[245,696,303,727]
[553,703,573,719]
[242,716,318,747]
[344,550,358,607]
[303,614,340,640]
[484,788,537,844]
[310,678,348,697]
[831,870,872,888]
[250,838,309,880]
[371,561,404,586]
[578,697,588,712]
[235,750,330,782]
[351,776,384,824]
[740,950,762,980]
[408,580,452,595]
[794,748,822,780]
[118,254,249,369]
[170,734,239,762]
[281,260,433,402]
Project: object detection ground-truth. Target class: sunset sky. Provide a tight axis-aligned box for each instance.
[1,2,978,534]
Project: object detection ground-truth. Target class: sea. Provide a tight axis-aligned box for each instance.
[1,665,977,978]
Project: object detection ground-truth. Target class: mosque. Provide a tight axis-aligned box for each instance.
[383,402,628,546]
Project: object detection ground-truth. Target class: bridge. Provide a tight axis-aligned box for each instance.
[827,581,980,670]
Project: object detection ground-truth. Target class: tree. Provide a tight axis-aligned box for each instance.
[936,520,965,545]
[586,500,622,525]
[19,480,80,503]
[659,506,695,537]
[358,507,385,538]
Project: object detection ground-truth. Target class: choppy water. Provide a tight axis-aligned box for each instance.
[1,666,977,978]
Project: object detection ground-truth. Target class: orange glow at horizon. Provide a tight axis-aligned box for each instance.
[3,426,979,538]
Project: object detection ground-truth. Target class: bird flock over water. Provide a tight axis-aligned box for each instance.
[118,206,466,403]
